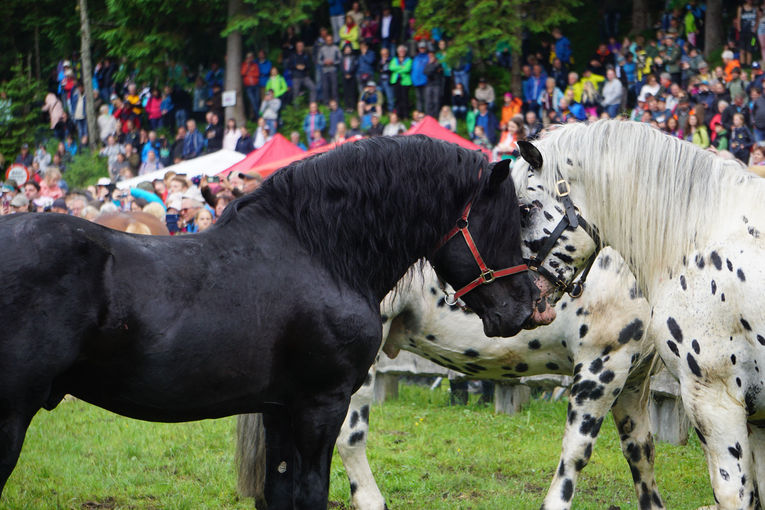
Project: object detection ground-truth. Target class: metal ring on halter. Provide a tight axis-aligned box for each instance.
[568,281,584,298]
[444,293,459,306]
[480,269,495,283]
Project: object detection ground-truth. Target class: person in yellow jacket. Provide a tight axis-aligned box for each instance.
[564,72,584,103]
[579,68,605,91]
[340,15,360,51]
[265,67,289,99]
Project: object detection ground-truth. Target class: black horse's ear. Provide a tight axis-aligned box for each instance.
[517,140,543,170]
[487,159,511,190]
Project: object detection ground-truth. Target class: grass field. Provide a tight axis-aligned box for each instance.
[3,383,713,509]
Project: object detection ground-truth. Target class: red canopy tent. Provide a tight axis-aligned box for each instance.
[217,133,304,178]
[404,115,491,158]
[246,135,363,178]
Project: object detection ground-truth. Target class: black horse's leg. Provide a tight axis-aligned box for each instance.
[262,411,296,510]
[291,399,350,510]
[0,409,36,496]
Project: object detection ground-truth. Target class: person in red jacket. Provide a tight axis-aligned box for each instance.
[241,52,261,121]
[145,88,163,130]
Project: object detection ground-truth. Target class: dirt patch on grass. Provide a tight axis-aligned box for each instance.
[328,500,348,509]
[81,497,116,509]
[523,483,545,494]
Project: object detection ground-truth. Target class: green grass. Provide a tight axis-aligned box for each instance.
[4,384,711,509]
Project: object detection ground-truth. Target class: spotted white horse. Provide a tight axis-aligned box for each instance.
[512,119,765,510]
[237,248,663,509]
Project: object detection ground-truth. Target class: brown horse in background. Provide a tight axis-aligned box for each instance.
[94,211,169,235]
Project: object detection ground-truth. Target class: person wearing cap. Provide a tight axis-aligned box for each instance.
[748,61,765,94]
[178,188,205,234]
[51,197,68,214]
[474,77,496,111]
[9,194,30,214]
[14,144,33,168]
[411,41,430,113]
[2,180,18,207]
[357,80,382,120]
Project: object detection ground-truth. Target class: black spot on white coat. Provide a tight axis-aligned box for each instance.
[618,319,644,344]
[667,317,683,343]
[710,251,722,270]
[687,353,702,377]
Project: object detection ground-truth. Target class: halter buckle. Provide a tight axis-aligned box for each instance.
[480,269,495,283]
[444,293,459,306]
[556,179,570,197]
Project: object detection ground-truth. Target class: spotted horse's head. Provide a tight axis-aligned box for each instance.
[510,140,601,319]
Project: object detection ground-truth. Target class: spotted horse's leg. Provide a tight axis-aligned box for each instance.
[610,354,665,510]
[748,426,765,510]
[336,364,387,510]
[683,379,754,510]
[540,319,648,510]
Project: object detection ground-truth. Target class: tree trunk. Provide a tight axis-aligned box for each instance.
[224,0,246,127]
[34,25,41,81]
[510,23,523,98]
[79,0,98,150]
[705,0,723,60]
[631,0,651,35]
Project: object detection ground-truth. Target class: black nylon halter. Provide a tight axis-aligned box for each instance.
[525,177,600,299]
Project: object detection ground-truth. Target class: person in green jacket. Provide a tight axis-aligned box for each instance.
[466,97,479,137]
[390,45,412,119]
[265,67,289,99]
[713,123,729,151]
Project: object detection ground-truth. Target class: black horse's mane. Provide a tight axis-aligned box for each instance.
[217,135,510,297]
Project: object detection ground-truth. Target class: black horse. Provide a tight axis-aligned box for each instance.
[0,135,539,509]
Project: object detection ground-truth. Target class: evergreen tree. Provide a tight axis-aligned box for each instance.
[0,62,45,169]
[415,0,580,95]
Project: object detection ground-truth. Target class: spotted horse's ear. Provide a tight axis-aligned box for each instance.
[487,158,512,192]
[517,140,543,170]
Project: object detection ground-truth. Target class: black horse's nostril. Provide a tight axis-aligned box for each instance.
[536,300,547,313]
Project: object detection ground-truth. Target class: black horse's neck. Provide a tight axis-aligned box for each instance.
[218,136,488,300]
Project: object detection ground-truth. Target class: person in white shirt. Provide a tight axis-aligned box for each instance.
[222,118,241,151]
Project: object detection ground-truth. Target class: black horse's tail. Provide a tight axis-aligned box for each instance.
[235,413,267,509]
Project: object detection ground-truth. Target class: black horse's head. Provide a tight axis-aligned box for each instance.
[429,159,543,337]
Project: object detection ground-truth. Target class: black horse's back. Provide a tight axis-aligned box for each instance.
[0,136,537,508]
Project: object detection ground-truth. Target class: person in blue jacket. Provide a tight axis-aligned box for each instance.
[553,28,573,67]
[411,41,430,113]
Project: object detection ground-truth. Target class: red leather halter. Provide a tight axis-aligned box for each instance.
[433,198,529,306]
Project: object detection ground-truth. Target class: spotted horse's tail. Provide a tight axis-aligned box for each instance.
[235,413,267,509]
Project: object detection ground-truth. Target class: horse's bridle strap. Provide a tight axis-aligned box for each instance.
[524,173,601,298]
[436,200,529,303]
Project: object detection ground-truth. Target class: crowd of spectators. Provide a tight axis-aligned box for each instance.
[2,1,764,233]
